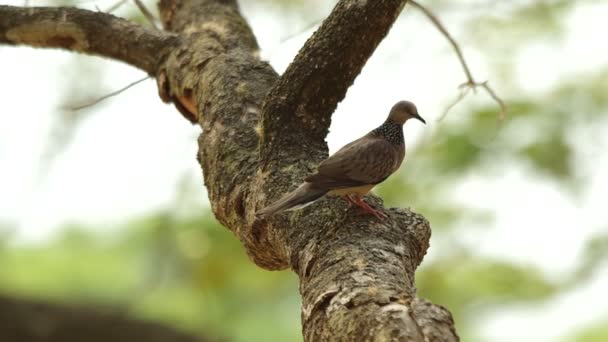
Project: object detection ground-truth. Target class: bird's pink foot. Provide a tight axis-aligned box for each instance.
[342,194,356,208]
[351,195,387,220]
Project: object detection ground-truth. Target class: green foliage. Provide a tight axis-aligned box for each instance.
[0,225,139,302]
[569,232,608,284]
[522,133,572,179]
[417,254,557,327]
[465,1,575,51]
[573,319,608,342]
[426,131,482,174]
[0,213,300,342]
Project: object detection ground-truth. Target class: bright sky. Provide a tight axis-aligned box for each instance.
[1,1,608,341]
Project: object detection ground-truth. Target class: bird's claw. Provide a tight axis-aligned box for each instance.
[347,195,387,221]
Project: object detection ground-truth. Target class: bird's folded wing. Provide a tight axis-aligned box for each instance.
[305,136,399,189]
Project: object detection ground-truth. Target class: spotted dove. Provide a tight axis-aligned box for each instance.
[257,100,425,219]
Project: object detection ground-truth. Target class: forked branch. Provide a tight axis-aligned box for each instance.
[0,1,460,340]
[260,0,408,155]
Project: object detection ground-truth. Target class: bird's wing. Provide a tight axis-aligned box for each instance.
[305,135,403,189]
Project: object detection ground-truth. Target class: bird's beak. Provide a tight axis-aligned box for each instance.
[414,114,426,124]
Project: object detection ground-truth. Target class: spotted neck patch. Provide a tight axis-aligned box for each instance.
[371,120,404,145]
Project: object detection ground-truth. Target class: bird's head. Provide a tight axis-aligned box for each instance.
[388,100,426,125]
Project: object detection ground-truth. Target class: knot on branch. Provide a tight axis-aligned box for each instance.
[155,36,225,124]
[411,298,460,342]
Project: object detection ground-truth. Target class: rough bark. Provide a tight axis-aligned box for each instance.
[0,1,459,341]
[0,5,177,74]
[0,294,211,342]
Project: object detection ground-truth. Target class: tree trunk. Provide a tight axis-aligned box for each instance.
[0,1,458,340]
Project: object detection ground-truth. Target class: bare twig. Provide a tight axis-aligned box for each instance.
[106,0,129,13]
[478,81,507,119]
[133,0,159,30]
[409,0,507,120]
[438,86,471,121]
[106,0,158,29]
[410,0,473,83]
[68,76,150,111]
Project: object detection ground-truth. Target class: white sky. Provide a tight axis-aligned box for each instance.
[1,1,608,341]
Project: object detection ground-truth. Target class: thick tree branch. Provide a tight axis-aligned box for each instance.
[0,0,459,340]
[154,0,458,340]
[260,0,408,157]
[0,5,177,74]
[0,294,210,342]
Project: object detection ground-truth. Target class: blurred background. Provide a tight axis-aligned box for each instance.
[1,0,607,341]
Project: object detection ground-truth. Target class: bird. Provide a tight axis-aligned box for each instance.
[257,100,425,220]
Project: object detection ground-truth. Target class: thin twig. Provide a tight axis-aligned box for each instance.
[133,0,159,30]
[67,76,150,111]
[106,0,129,13]
[479,81,507,120]
[438,86,471,121]
[410,0,474,83]
[409,0,507,120]
[105,0,158,29]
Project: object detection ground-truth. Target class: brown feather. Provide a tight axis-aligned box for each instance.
[257,182,327,217]
[305,134,404,190]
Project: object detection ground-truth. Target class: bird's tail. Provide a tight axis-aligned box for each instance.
[257,182,327,218]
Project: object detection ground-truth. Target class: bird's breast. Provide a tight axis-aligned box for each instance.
[327,184,375,196]
[394,144,406,171]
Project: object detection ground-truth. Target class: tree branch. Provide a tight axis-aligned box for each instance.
[154,0,458,340]
[0,5,177,75]
[0,0,459,340]
[260,0,408,157]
